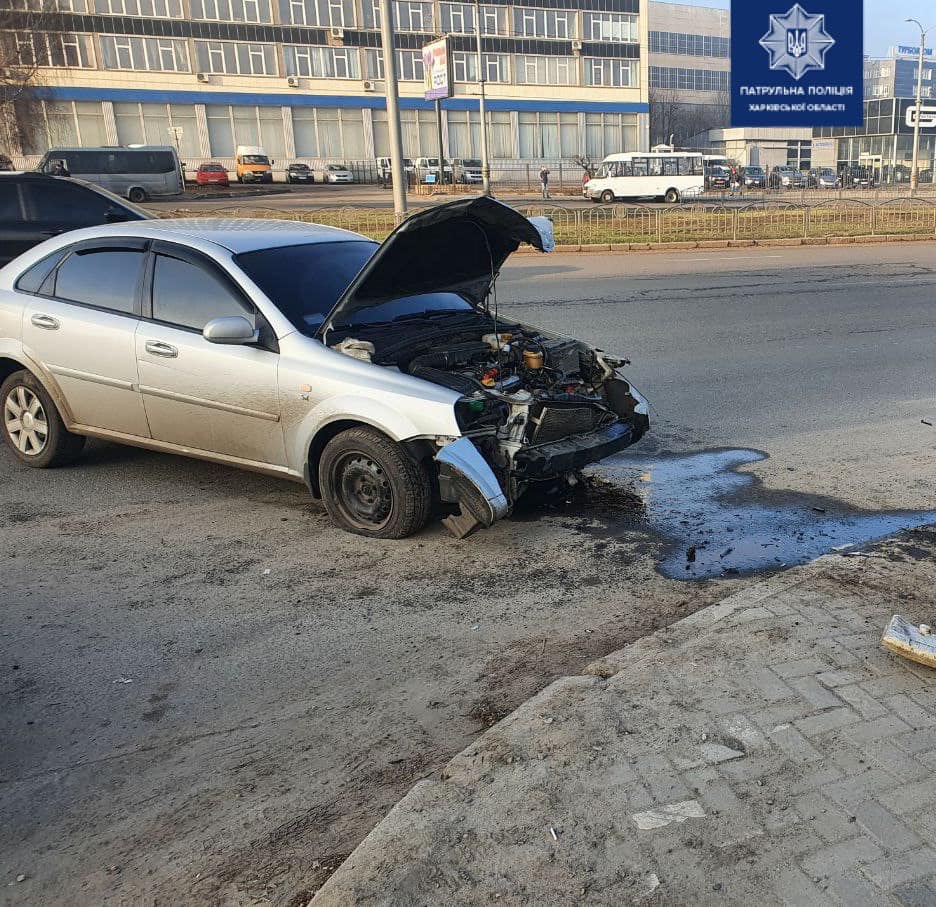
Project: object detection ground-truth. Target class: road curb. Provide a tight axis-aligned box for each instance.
[310,556,845,904]
[512,235,936,254]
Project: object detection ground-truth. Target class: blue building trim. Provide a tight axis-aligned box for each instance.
[33,85,649,115]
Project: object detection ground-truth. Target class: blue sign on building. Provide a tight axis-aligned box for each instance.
[732,1,864,127]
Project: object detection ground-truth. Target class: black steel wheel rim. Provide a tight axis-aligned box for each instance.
[334,451,393,530]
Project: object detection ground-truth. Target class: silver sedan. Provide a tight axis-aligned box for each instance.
[0,198,649,538]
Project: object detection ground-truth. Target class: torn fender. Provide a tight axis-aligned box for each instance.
[435,437,509,538]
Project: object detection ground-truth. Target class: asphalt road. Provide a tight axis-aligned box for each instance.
[2,242,934,906]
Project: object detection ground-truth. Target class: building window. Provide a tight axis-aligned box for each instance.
[397,48,423,80]
[194,40,276,75]
[190,0,271,22]
[4,31,95,68]
[284,45,359,79]
[514,7,573,40]
[100,34,189,71]
[649,31,730,58]
[649,66,729,92]
[93,0,182,15]
[585,58,637,88]
[451,51,507,83]
[584,12,637,43]
[515,55,575,87]
[363,0,432,31]
[278,0,352,25]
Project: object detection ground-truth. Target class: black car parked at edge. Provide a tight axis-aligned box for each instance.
[0,173,148,268]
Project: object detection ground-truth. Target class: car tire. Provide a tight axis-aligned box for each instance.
[600,190,615,203]
[319,427,432,539]
[664,188,680,204]
[1,370,85,469]
[128,187,147,203]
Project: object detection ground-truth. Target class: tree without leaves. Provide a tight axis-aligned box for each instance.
[0,1,66,156]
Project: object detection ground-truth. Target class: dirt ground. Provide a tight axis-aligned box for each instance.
[0,438,741,907]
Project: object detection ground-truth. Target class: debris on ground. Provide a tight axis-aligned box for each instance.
[881,614,936,669]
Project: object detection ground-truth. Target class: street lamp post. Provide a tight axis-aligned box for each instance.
[380,0,407,217]
[474,0,491,195]
[906,19,932,192]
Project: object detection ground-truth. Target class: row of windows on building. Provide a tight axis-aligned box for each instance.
[2,0,639,40]
[2,31,641,86]
[648,31,729,59]
[21,98,642,162]
[648,65,728,93]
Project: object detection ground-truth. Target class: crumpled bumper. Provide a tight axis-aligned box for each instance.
[435,438,509,538]
[513,421,638,480]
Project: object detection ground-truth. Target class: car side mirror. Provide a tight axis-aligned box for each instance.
[203,316,260,345]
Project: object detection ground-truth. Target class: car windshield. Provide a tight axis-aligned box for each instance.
[290,164,309,170]
[746,167,764,174]
[234,241,473,335]
[242,155,268,164]
[464,159,481,167]
[203,164,224,171]
[328,164,346,171]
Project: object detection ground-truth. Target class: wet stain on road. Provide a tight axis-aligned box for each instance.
[558,449,936,580]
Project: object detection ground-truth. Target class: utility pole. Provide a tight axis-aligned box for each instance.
[380,0,407,217]
[906,19,932,192]
[474,0,491,195]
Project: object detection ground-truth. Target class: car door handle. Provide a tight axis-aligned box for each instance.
[30,314,60,330]
[145,341,178,359]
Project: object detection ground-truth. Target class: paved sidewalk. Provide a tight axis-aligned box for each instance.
[314,528,936,907]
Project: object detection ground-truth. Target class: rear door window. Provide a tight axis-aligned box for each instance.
[0,181,23,220]
[52,248,144,315]
[23,181,115,225]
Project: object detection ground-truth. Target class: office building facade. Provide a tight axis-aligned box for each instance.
[0,0,650,167]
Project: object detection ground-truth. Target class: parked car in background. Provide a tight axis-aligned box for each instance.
[840,166,872,189]
[739,165,766,189]
[414,157,453,184]
[0,197,648,540]
[0,172,148,268]
[807,168,840,189]
[707,165,732,191]
[286,163,314,184]
[769,165,807,189]
[321,163,354,184]
[37,146,182,202]
[375,157,415,183]
[195,162,230,188]
[234,146,273,183]
[452,158,483,184]
[0,154,13,171]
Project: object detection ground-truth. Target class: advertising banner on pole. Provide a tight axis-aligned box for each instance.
[732,1,864,127]
[423,36,453,101]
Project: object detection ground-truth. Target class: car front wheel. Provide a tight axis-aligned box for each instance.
[1,370,85,468]
[600,190,615,203]
[319,427,432,539]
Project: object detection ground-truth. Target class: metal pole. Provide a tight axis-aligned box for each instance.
[474,0,491,195]
[380,0,407,216]
[434,98,446,189]
[907,19,929,192]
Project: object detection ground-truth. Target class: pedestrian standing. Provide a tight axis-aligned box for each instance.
[540,166,550,200]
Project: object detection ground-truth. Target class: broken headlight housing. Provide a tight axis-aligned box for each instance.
[454,396,508,432]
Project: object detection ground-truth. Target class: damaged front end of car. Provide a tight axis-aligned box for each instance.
[319,195,649,538]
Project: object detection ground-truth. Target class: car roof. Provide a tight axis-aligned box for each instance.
[64,217,370,253]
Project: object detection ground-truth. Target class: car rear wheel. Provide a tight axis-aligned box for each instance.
[319,427,431,539]
[664,188,680,204]
[1,370,84,468]
[127,187,147,203]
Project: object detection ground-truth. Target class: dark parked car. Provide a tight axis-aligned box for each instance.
[739,165,766,188]
[840,166,872,189]
[0,154,13,172]
[286,162,314,184]
[0,173,148,268]
[707,165,732,190]
[769,166,807,189]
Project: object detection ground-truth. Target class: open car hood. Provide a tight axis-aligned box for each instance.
[318,196,551,336]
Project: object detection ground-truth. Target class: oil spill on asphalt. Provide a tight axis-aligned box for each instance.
[565,449,936,581]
